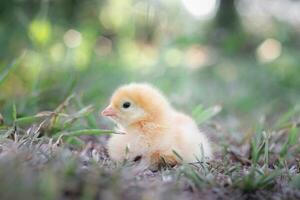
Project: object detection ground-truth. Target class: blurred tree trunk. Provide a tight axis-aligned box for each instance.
[210,0,245,53]
[215,0,240,33]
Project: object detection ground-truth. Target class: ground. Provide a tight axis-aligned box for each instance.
[0,99,299,200]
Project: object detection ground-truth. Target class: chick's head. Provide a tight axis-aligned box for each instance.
[101,83,171,127]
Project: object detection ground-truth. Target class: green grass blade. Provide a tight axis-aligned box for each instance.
[66,129,115,136]
[192,104,222,124]
[275,105,300,129]
[54,129,115,139]
[12,103,17,122]
[0,52,26,85]
[263,131,270,168]
[15,116,43,125]
[0,61,17,84]
[75,97,98,128]
[280,126,299,157]
[172,149,183,161]
[287,126,299,145]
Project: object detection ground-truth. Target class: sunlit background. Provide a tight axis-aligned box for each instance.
[0,0,300,131]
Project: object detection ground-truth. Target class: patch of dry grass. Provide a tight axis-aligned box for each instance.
[0,97,299,200]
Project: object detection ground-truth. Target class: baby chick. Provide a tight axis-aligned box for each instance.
[101,83,212,169]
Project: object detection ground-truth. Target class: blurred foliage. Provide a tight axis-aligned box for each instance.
[0,0,300,130]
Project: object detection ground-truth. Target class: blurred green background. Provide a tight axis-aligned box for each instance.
[0,0,299,129]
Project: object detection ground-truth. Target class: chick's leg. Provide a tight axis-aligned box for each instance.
[149,151,178,171]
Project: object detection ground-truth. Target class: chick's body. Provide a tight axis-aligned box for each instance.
[102,83,212,168]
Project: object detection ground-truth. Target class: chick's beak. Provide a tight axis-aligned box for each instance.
[101,105,117,117]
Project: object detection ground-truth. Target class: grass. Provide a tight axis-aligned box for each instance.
[0,96,299,200]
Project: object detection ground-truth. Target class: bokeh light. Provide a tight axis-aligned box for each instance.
[63,29,82,48]
[29,19,52,46]
[184,45,211,70]
[164,48,182,67]
[181,0,219,19]
[256,38,282,63]
[94,36,112,56]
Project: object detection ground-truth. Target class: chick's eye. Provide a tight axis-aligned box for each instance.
[122,102,131,109]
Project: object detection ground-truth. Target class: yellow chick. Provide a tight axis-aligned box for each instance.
[101,83,212,169]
